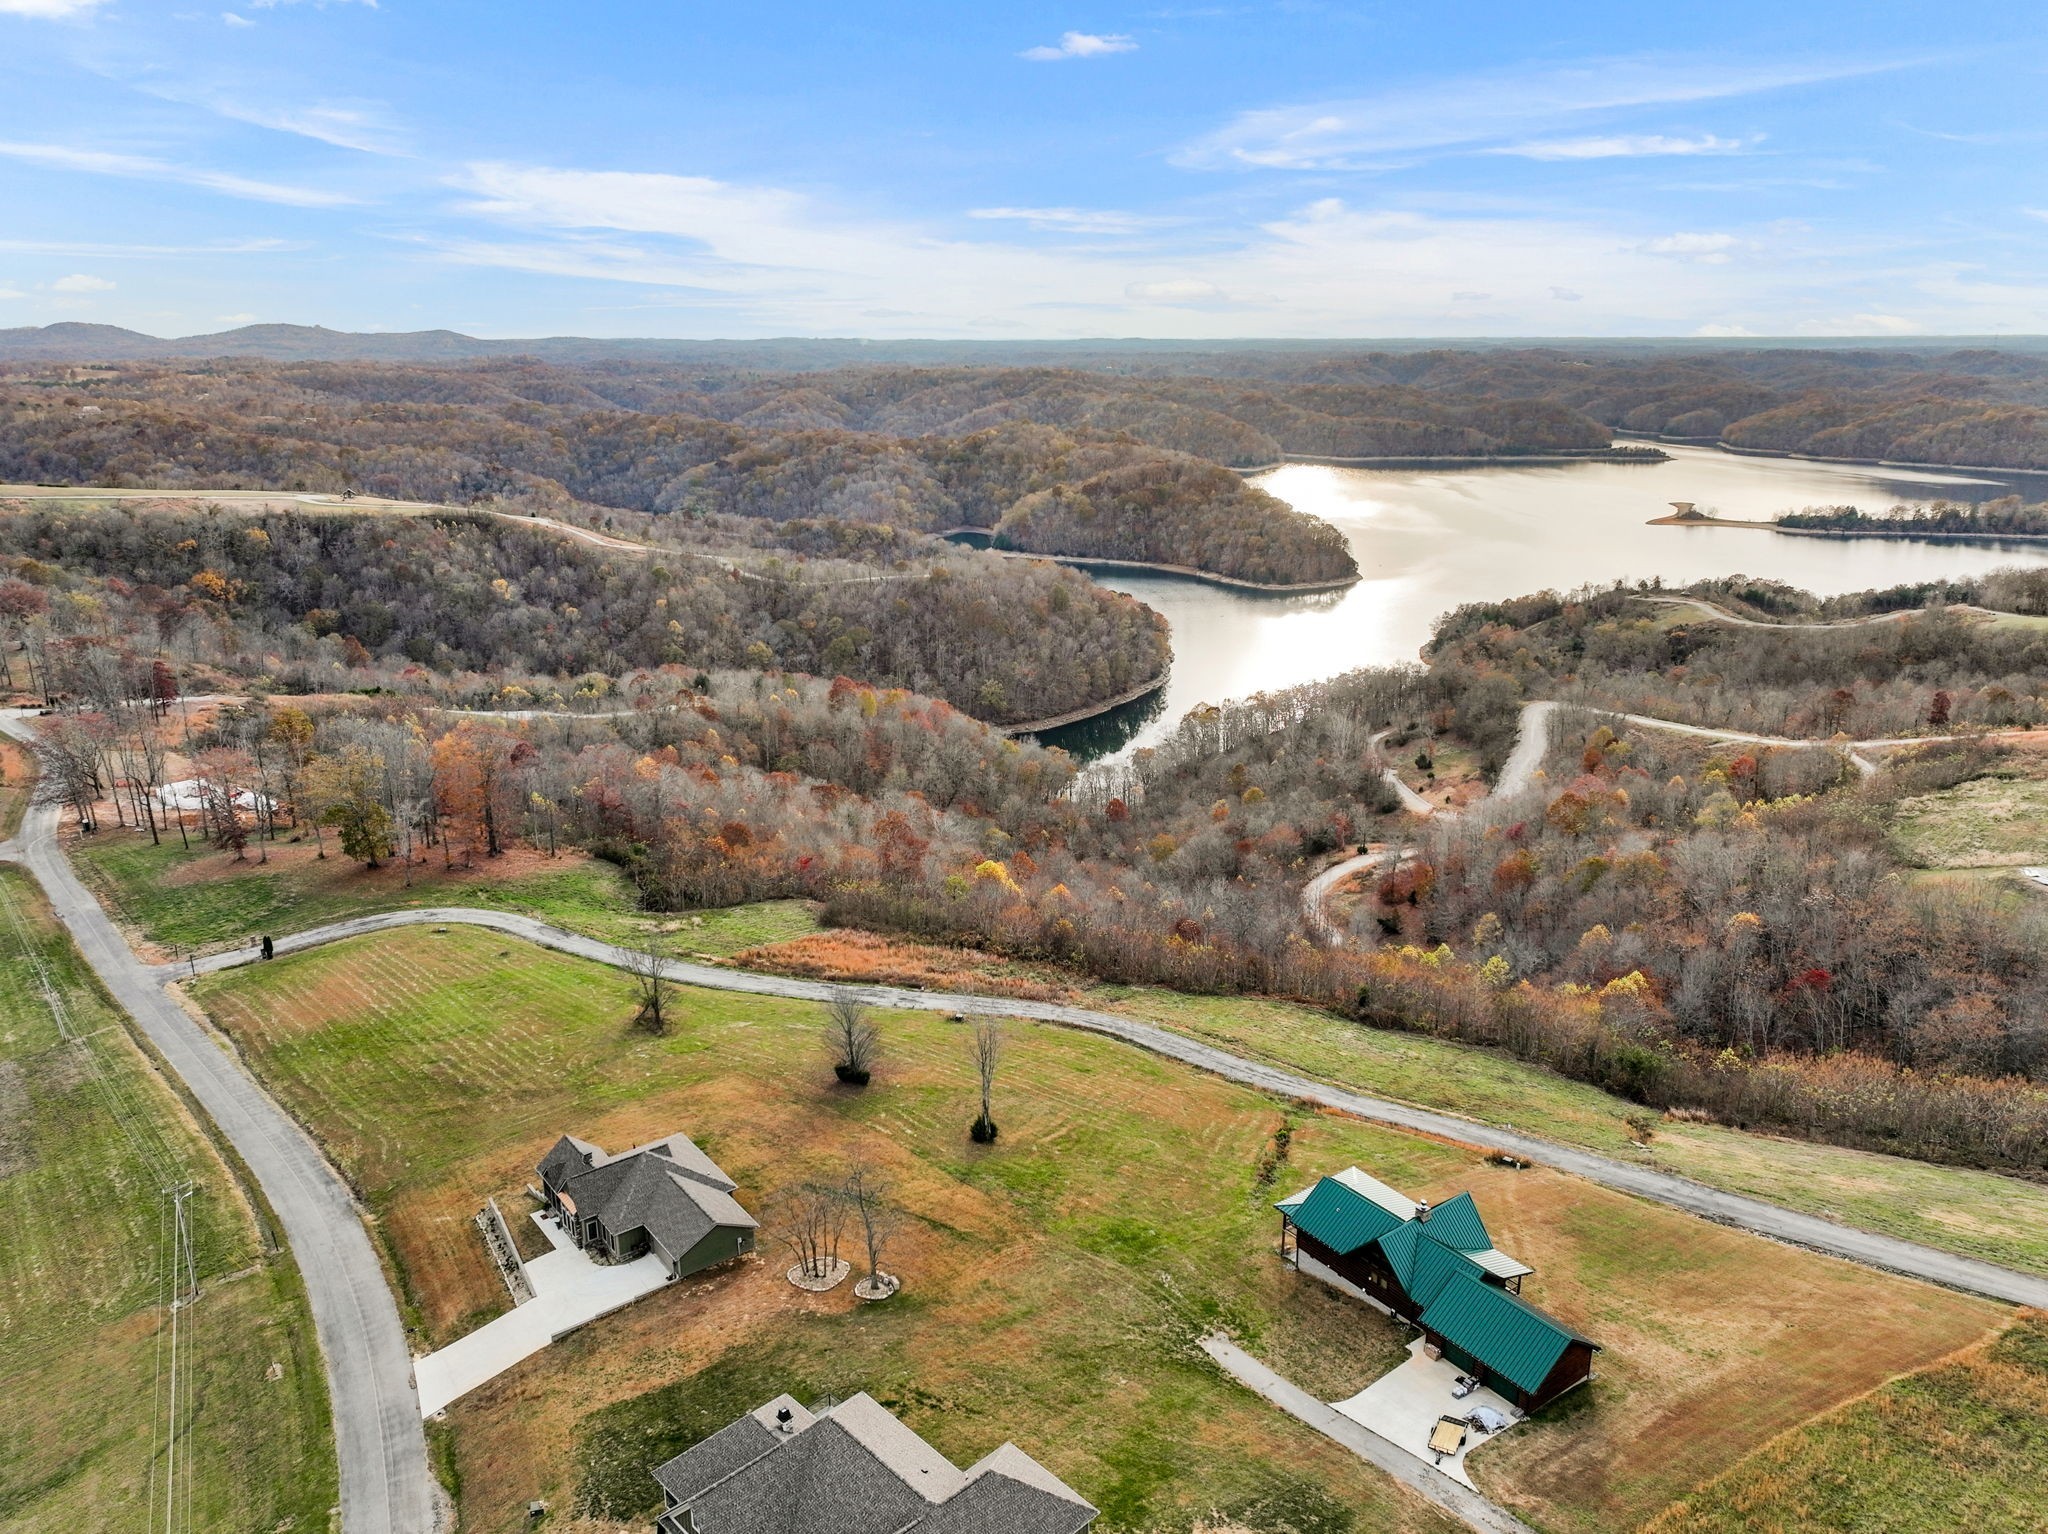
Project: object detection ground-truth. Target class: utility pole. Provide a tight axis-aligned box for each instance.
[162,1182,200,1534]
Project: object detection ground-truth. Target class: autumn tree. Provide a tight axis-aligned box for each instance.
[842,1164,900,1300]
[307,742,395,867]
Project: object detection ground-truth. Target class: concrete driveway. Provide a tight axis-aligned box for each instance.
[414,1213,669,1417]
[1332,1338,1522,1488]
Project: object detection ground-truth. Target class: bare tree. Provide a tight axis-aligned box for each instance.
[826,992,879,1085]
[970,1016,1003,1143]
[842,1164,900,1299]
[625,932,673,1035]
[772,1182,848,1286]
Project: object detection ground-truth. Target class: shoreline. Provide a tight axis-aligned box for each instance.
[1647,513,2048,545]
[1613,433,2048,481]
[999,668,1170,738]
[1231,446,1666,474]
[936,531,1360,594]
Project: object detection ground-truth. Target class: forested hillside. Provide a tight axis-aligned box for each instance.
[0,361,1362,586]
[0,504,1168,728]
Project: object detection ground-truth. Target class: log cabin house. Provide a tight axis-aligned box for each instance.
[1277,1167,1599,1411]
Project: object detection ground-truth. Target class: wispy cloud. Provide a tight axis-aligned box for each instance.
[1125,278,1228,304]
[1020,31,1136,61]
[0,0,109,17]
[0,236,299,255]
[223,11,256,26]
[1494,133,1757,160]
[0,140,357,205]
[1176,56,1906,169]
[1644,231,1743,263]
[968,205,1158,235]
[51,273,115,292]
[191,96,405,154]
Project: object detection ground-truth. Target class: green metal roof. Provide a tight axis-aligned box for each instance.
[1280,1177,1407,1256]
[1417,1271,1597,1396]
[1415,1191,1492,1253]
[1403,1230,1490,1310]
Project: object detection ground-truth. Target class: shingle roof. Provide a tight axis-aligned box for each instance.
[1417,1271,1598,1396]
[651,1393,1095,1534]
[539,1130,756,1260]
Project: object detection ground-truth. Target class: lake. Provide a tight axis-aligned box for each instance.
[1038,444,2048,763]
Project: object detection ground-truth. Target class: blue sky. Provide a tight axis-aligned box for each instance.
[1,0,2043,338]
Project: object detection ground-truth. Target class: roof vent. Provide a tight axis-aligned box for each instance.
[775,1406,794,1432]
[1415,1199,1431,1223]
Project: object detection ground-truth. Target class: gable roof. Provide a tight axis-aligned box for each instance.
[539,1131,757,1258]
[652,1393,1095,1534]
[1417,1271,1599,1396]
[1416,1191,1492,1252]
[1285,1176,1409,1256]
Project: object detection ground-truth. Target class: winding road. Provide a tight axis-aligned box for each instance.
[0,711,437,1534]
[170,902,2048,1311]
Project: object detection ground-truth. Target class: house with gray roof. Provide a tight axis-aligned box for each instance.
[649,1391,1097,1534]
[537,1131,757,1281]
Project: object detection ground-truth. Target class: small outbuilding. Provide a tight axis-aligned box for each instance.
[537,1131,757,1282]
[1277,1166,1598,1412]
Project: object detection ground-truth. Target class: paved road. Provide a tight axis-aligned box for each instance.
[1199,1336,1536,1534]
[0,712,437,1534]
[185,903,2048,1310]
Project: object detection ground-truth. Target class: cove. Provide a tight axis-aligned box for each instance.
[1037,444,2048,765]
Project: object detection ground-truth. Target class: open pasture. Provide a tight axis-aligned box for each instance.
[0,867,333,1533]
[193,927,2001,1533]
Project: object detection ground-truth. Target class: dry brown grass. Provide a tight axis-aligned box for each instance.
[732,927,1080,1001]
[193,929,2007,1534]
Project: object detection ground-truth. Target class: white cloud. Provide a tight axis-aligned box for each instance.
[0,0,108,16]
[1797,311,1923,336]
[1176,56,1902,169]
[0,287,25,300]
[1645,231,1742,264]
[198,97,404,154]
[1021,31,1136,61]
[0,140,357,205]
[1125,278,1226,303]
[1693,323,1756,336]
[223,11,255,26]
[216,312,258,323]
[2026,208,2048,222]
[968,206,1157,235]
[0,237,296,255]
[1495,133,1755,160]
[51,273,114,291]
[1549,285,1583,301]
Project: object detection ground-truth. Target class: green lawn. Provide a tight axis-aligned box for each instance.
[1090,987,2048,1279]
[0,867,334,1533]
[193,925,1459,1534]
[1645,1313,2048,1534]
[188,927,2000,1534]
[67,827,820,956]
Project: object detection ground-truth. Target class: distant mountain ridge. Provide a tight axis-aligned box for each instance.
[5,321,2047,369]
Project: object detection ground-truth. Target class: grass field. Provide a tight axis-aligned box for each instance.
[0,867,335,1533]
[1643,1311,2048,1534]
[69,826,822,959]
[1891,773,2048,868]
[1093,987,2048,1280]
[190,928,2002,1534]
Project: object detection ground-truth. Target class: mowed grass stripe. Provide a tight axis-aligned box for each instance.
[0,867,336,1533]
[194,927,2005,1534]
